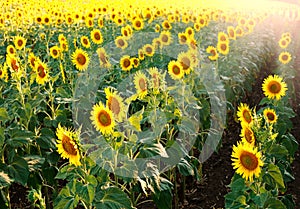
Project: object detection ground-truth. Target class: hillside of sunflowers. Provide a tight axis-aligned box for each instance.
[0,0,300,208]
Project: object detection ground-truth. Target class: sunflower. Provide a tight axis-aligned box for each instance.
[71,48,90,71]
[159,31,172,46]
[120,55,132,71]
[134,71,148,99]
[97,47,111,68]
[278,51,292,64]
[131,57,140,68]
[121,27,130,39]
[138,49,145,60]
[237,103,253,125]
[218,32,229,42]
[6,55,20,73]
[185,27,194,38]
[42,14,51,25]
[155,24,160,32]
[227,26,236,40]
[0,63,8,82]
[232,141,263,182]
[240,124,255,145]
[168,60,184,80]
[56,124,81,166]
[152,38,162,49]
[278,38,289,49]
[132,18,144,30]
[177,51,195,75]
[98,17,104,28]
[193,23,201,31]
[85,17,94,28]
[162,20,172,30]
[6,45,16,56]
[91,29,103,44]
[65,14,73,25]
[35,60,49,85]
[49,46,60,59]
[143,44,155,57]
[178,32,189,45]
[262,75,287,100]
[58,34,67,43]
[36,16,43,24]
[206,46,218,61]
[60,40,68,52]
[80,36,91,48]
[28,53,37,69]
[105,87,125,122]
[263,108,278,124]
[235,26,244,37]
[148,67,160,90]
[217,41,229,55]
[14,36,26,50]
[91,102,115,135]
[115,36,128,49]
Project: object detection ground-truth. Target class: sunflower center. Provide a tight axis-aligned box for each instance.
[17,40,23,47]
[0,70,2,76]
[161,34,168,43]
[139,78,147,91]
[240,151,258,171]
[268,81,281,94]
[108,97,121,115]
[83,38,88,45]
[98,110,112,127]
[62,135,78,155]
[245,128,254,143]
[38,65,46,78]
[180,35,187,43]
[200,19,204,24]
[135,20,141,27]
[99,52,108,64]
[123,59,131,68]
[242,110,252,123]
[30,58,36,67]
[266,112,275,121]
[9,47,14,54]
[220,35,226,42]
[94,32,101,40]
[45,17,49,23]
[229,30,234,37]
[117,39,125,47]
[52,49,58,56]
[210,49,216,56]
[281,40,286,46]
[181,57,190,70]
[77,54,86,65]
[172,65,181,75]
[11,59,19,71]
[37,17,42,22]
[145,46,153,54]
[221,43,227,51]
[282,54,288,61]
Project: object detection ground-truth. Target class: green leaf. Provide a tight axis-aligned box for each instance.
[264,197,287,209]
[36,128,56,149]
[139,142,168,158]
[76,182,95,205]
[0,108,9,121]
[152,178,173,209]
[229,175,247,192]
[267,164,285,189]
[0,127,4,150]
[24,155,45,172]
[54,196,79,209]
[94,187,133,209]
[268,144,289,160]
[177,158,194,176]
[7,157,29,186]
[281,134,298,157]
[7,129,34,147]
[0,171,13,189]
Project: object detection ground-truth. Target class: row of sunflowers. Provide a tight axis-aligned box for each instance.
[0,0,299,208]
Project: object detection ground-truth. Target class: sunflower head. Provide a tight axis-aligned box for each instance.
[104,87,125,122]
[237,103,253,125]
[56,124,81,166]
[278,51,292,64]
[240,123,255,146]
[97,47,111,68]
[120,55,133,71]
[262,75,287,100]
[71,48,90,71]
[134,71,148,99]
[50,46,60,59]
[231,141,264,182]
[14,36,26,50]
[263,108,278,124]
[90,102,115,135]
[168,60,184,80]
[91,29,103,44]
[206,46,218,61]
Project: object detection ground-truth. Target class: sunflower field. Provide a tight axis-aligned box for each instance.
[0,0,300,208]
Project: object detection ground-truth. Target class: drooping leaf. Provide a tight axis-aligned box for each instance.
[0,171,13,189]
[7,156,29,186]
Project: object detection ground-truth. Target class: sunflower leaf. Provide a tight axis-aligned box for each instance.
[267,164,285,189]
